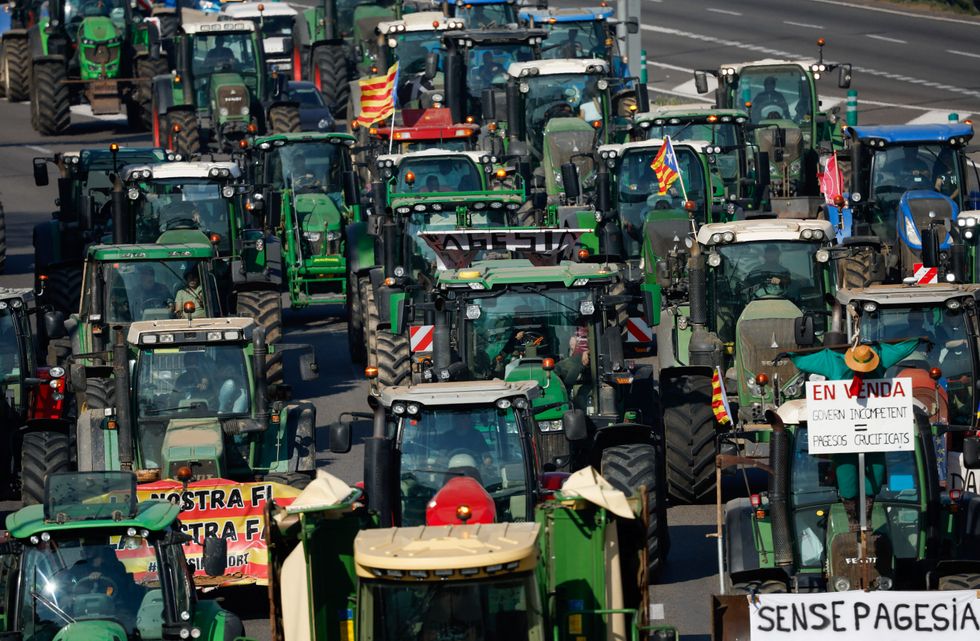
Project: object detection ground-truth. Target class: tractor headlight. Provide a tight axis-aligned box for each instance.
[862,301,878,313]
[801,228,814,239]
[832,576,851,592]
[219,107,229,117]
[465,304,482,320]
[538,420,563,432]
[707,252,722,267]
[221,185,235,198]
[128,187,140,200]
[303,231,322,241]
[392,402,406,415]
[579,300,595,316]
[242,106,249,116]
[326,231,342,241]
[406,403,420,415]
[815,249,830,263]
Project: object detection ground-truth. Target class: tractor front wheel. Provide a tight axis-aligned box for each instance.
[235,289,284,384]
[359,276,379,370]
[347,270,365,364]
[32,61,70,135]
[21,431,71,505]
[166,110,202,156]
[663,374,718,504]
[939,573,980,590]
[377,331,411,387]
[135,57,169,131]
[268,104,300,134]
[311,44,349,115]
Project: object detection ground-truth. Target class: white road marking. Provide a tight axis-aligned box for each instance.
[640,24,980,100]
[805,0,980,27]
[783,20,823,29]
[25,145,52,154]
[866,34,907,44]
[947,49,980,60]
[706,8,741,16]
[906,110,972,125]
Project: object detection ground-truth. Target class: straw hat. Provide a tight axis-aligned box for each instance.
[844,344,880,373]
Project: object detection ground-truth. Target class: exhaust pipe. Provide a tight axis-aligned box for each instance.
[111,176,128,244]
[766,410,793,567]
[364,404,393,525]
[113,328,133,471]
[252,325,270,425]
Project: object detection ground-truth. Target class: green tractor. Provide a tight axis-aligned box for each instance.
[267,469,677,641]
[248,132,370,309]
[695,42,852,198]
[656,218,837,503]
[0,471,245,641]
[25,0,167,134]
[150,20,300,155]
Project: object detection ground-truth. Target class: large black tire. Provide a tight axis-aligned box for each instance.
[347,271,365,364]
[663,374,718,504]
[838,246,884,289]
[938,573,980,590]
[312,44,349,116]
[166,110,201,156]
[134,57,170,131]
[32,61,70,135]
[377,331,411,388]
[3,38,30,102]
[0,201,7,273]
[83,378,115,410]
[21,431,71,505]
[730,579,787,595]
[600,443,668,584]
[43,266,84,316]
[268,104,301,134]
[236,289,284,384]
[155,13,179,39]
[360,276,378,370]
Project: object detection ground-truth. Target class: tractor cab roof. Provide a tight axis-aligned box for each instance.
[220,1,297,18]
[442,27,547,45]
[837,283,980,307]
[439,258,618,287]
[379,379,541,407]
[519,6,614,23]
[128,316,254,346]
[456,0,516,5]
[377,12,465,34]
[369,108,480,140]
[6,472,178,539]
[598,138,714,158]
[697,219,833,245]
[508,57,607,77]
[354,522,539,578]
[845,123,974,145]
[378,148,490,167]
[718,58,818,75]
[0,288,33,306]
[123,161,242,181]
[254,132,356,147]
[635,105,749,124]
[182,20,256,34]
[88,243,215,261]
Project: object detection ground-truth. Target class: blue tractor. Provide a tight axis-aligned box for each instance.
[518,6,632,78]
[448,0,518,28]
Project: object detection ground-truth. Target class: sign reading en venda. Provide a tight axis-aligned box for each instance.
[805,377,914,455]
[749,590,980,640]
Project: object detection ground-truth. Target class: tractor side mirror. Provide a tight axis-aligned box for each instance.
[424,51,439,81]
[694,70,709,95]
[921,226,940,268]
[636,82,650,114]
[299,351,319,381]
[838,63,852,89]
[964,436,980,469]
[625,17,639,34]
[329,420,352,454]
[794,314,816,347]
[596,171,611,213]
[342,170,358,207]
[481,88,496,120]
[561,409,587,442]
[560,162,580,201]
[33,159,49,187]
[44,311,66,339]
[202,537,227,577]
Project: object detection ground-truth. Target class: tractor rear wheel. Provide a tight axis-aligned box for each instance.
[377,331,411,388]
[21,431,71,505]
[166,110,202,156]
[600,443,668,584]
[838,246,880,289]
[939,573,980,590]
[312,44,349,116]
[43,265,83,316]
[359,276,378,370]
[663,374,718,504]
[347,271,365,364]
[236,289,284,384]
[268,104,300,134]
[156,12,178,39]
[3,38,29,102]
[135,57,169,131]
[730,579,787,595]
[32,61,70,135]
[83,378,115,411]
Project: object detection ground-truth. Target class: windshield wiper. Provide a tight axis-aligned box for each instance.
[145,402,207,415]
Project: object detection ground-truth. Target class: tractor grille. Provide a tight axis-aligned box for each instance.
[84,44,120,66]
[906,196,954,230]
[644,218,692,260]
[217,85,248,117]
[536,431,570,470]
[737,316,800,394]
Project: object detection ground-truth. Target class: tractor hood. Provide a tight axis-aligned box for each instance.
[53,619,130,641]
[160,418,225,481]
[78,16,120,42]
[735,298,805,422]
[293,192,342,232]
[210,74,251,122]
[504,360,569,422]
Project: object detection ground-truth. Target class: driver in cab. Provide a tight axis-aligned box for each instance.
[752,76,789,122]
[65,545,141,618]
[754,244,791,292]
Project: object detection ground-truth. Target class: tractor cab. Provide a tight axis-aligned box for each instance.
[219,1,300,76]
[449,0,518,29]
[519,6,614,64]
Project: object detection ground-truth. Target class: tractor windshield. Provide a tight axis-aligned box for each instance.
[709,240,829,343]
[467,44,535,94]
[647,121,743,190]
[539,23,605,60]
[135,344,251,467]
[457,2,517,28]
[18,531,191,641]
[389,31,440,75]
[858,304,974,427]
[396,403,531,523]
[789,426,922,566]
[463,288,594,380]
[257,15,294,38]
[736,66,813,127]
[0,307,25,405]
[395,157,483,193]
[359,574,544,641]
[617,146,707,257]
[134,180,234,253]
[191,32,258,77]
[64,0,127,33]
[867,144,961,237]
[523,73,604,154]
[97,259,211,323]
[268,142,345,196]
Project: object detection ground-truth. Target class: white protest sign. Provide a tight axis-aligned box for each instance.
[748,590,980,640]
[805,377,914,454]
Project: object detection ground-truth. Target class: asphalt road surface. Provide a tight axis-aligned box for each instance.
[1,2,978,638]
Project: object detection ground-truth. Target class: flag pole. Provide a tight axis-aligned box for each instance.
[666,135,690,204]
[388,107,397,155]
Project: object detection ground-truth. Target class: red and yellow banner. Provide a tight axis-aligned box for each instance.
[134,478,303,586]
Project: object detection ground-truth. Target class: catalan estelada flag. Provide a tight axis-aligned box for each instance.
[356,62,398,128]
[711,366,733,426]
[649,135,680,195]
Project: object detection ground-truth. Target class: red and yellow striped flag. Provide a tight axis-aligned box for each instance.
[711,366,733,426]
[356,62,398,128]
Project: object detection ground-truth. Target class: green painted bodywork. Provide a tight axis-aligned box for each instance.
[210,73,251,125]
[89,242,214,262]
[733,299,803,409]
[6,500,180,539]
[52,620,129,641]
[77,16,122,81]
[440,259,617,289]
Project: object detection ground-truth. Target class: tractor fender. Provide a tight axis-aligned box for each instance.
[22,417,71,435]
[26,22,43,57]
[587,422,656,469]
[724,497,765,576]
[657,365,715,391]
[1,29,29,44]
[265,98,300,115]
[345,221,377,276]
[31,53,64,66]
[282,402,316,473]
[841,234,882,249]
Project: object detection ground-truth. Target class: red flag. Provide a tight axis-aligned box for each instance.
[819,152,844,205]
